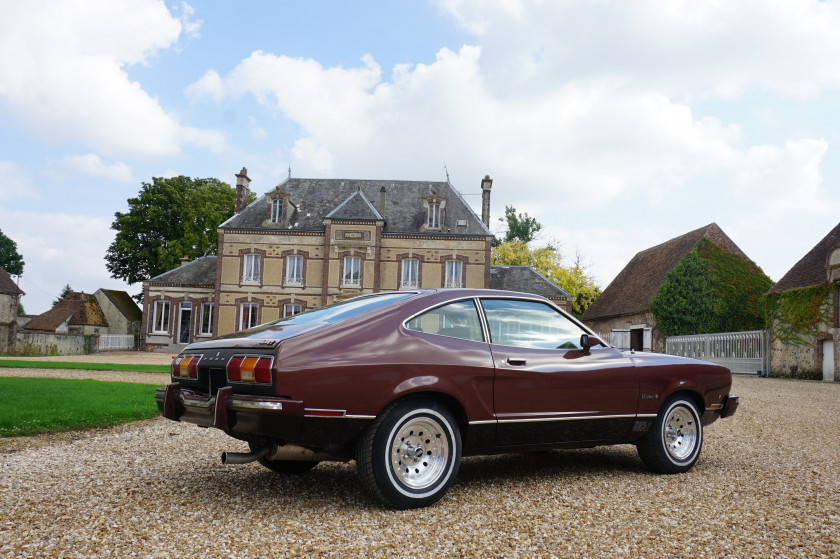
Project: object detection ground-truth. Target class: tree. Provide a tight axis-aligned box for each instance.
[499,205,542,244]
[53,284,73,306]
[492,241,602,316]
[105,176,242,286]
[0,228,24,276]
[17,302,25,316]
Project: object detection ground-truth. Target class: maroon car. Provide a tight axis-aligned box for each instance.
[156,289,738,509]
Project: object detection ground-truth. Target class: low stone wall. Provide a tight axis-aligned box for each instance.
[11,331,97,356]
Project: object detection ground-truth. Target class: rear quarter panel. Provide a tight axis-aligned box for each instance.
[269,306,495,421]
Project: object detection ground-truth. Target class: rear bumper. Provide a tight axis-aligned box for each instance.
[155,383,372,455]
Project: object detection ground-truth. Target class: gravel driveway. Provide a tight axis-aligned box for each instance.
[1,375,838,558]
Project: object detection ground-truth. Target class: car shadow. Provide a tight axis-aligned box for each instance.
[456,445,645,485]
[159,445,647,511]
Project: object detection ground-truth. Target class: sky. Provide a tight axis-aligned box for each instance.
[2,0,840,315]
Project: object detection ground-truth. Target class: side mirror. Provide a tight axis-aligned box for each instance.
[580,334,589,350]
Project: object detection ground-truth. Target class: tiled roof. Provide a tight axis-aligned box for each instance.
[581,223,746,321]
[25,292,108,332]
[490,266,571,300]
[0,266,24,296]
[769,221,840,294]
[98,289,142,322]
[147,256,217,286]
[221,178,492,236]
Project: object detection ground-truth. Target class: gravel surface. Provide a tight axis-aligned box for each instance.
[1,375,838,558]
[0,351,173,365]
[0,368,169,385]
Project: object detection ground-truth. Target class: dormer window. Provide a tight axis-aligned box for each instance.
[428,202,441,229]
[271,198,283,223]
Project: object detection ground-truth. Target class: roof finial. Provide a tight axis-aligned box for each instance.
[288,165,291,179]
[444,164,450,184]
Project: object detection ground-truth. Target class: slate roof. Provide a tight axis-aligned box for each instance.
[221,178,492,236]
[147,256,217,286]
[25,292,108,332]
[326,190,384,221]
[0,266,24,296]
[581,223,746,321]
[98,289,142,322]
[769,221,840,294]
[490,266,571,300]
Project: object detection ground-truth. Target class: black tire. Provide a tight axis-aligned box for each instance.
[637,396,703,474]
[356,398,461,509]
[248,442,319,474]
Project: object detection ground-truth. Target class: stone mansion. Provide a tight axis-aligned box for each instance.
[141,169,569,348]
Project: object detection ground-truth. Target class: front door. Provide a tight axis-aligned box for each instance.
[178,302,192,344]
[482,298,639,447]
[823,340,835,382]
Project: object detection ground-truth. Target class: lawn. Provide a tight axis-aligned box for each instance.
[0,377,160,437]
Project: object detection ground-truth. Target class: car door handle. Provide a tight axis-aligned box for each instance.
[507,358,527,366]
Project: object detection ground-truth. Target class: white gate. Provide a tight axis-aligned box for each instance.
[665,330,767,375]
[98,335,136,351]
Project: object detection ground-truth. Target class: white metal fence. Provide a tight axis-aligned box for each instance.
[665,330,767,375]
[98,334,136,351]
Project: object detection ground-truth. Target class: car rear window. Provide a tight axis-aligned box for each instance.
[268,292,417,326]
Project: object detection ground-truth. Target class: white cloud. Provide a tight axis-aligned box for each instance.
[182,1,840,289]
[734,139,828,212]
[175,2,202,40]
[0,210,133,315]
[436,0,840,100]
[49,154,136,183]
[0,161,36,201]
[188,45,743,207]
[0,0,219,159]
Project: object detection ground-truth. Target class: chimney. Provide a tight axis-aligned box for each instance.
[481,175,493,228]
[235,167,251,213]
[379,186,387,215]
[180,256,190,267]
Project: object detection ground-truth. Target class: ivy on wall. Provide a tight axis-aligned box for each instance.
[650,238,774,337]
[766,283,835,347]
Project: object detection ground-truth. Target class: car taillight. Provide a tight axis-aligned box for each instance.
[227,356,243,381]
[227,355,273,384]
[172,355,200,378]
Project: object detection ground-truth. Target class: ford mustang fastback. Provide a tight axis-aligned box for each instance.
[156,289,738,509]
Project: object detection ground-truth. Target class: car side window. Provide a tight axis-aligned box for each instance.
[480,298,587,350]
[405,299,485,343]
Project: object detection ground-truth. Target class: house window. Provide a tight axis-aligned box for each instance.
[342,256,361,287]
[152,301,170,333]
[283,303,302,317]
[199,303,214,335]
[285,255,303,285]
[242,253,261,283]
[271,199,283,223]
[239,303,260,330]
[444,260,463,288]
[401,258,419,289]
[428,202,441,229]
